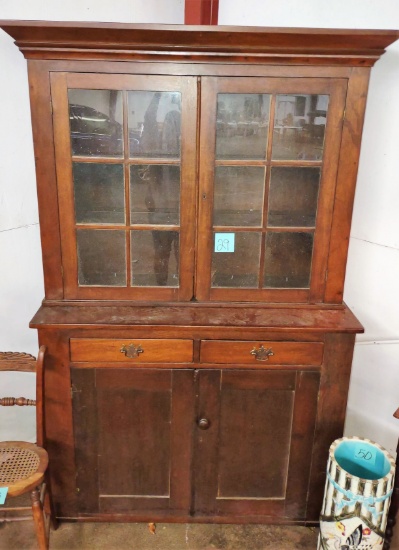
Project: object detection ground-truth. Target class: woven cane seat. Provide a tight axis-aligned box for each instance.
[0,441,48,497]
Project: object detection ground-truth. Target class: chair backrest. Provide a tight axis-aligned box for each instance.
[0,346,46,447]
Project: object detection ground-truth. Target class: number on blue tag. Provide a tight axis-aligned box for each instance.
[214,233,235,253]
[0,487,8,505]
[353,444,377,466]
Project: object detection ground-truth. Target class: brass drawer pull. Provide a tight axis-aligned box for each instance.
[120,344,144,358]
[250,345,274,362]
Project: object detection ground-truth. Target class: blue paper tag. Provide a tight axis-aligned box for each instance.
[0,487,8,505]
[214,233,235,253]
[353,444,377,467]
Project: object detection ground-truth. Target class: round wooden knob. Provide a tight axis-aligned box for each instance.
[198,418,210,430]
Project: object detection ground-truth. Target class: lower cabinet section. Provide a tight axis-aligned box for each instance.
[71,367,320,520]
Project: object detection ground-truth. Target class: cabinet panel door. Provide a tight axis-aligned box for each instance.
[196,76,347,303]
[71,368,195,515]
[51,73,197,301]
[194,369,320,519]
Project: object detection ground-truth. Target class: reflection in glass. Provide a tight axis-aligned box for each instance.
[211,232,261,288]
[268,167,321,227]
[264,232,314,288]
[130,165,180,225]
[216,94,270,160]
[214,166,265,227]
[272,94,329,160]
[68,89,123,157]
[128,91,181,158]
[73,163,125,224]
[131,230,179,287]
[77,230,126,286]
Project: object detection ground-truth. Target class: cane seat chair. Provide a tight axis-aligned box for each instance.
[0,347,57,549]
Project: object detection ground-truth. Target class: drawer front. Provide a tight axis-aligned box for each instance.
[70,339,193,363]
[200,340,324,366]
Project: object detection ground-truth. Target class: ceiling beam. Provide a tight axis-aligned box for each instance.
[185,0,219,25]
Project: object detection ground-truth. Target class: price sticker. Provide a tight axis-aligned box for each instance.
[353,444,377,467]
[214,233,235,253]
[0,487,8,505]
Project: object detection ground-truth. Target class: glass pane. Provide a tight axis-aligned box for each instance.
[130,165,180,225]
[264,232,314,288]
[68,89,123,157]
[272,94,329,160]
[216,94,270,160]
[77,230,126,286]
[214,166,265,227]
[211,232,261,288]
[128,91,181,158]
[268,167,321,227]
[73,163,125,224]
[131,230,179,286]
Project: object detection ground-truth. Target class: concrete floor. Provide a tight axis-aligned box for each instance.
[0,521,320,550]
[1,518,398,549]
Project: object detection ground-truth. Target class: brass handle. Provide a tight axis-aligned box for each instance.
[198,418,210,430]
[250,345,274,362]
[120,344,144,358]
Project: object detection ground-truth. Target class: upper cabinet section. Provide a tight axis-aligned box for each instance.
[1,22,397,303]
[196,77,346,303]
[51,73,197,301]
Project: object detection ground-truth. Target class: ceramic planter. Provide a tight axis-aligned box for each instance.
[318,436,396,549]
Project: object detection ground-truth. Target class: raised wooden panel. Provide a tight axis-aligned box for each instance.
[218,372,295,499]
[194,369,320,518]
[71,368,195,514]
[200,340,323,365]
[70,338,193,362]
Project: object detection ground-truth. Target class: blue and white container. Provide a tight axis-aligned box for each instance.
[318,436,396,549]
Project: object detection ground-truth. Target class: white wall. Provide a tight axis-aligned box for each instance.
[0,0,184,442]
[0,1,398,454]
[220,0,399,455]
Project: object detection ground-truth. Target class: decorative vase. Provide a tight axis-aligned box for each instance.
[318,436,396,549]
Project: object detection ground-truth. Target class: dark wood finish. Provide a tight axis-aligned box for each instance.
[306,333,357,520]
[71,368,195,514]
[194,369,320,518]
[70,338,194,363]
[51,72,197,301]
[325,67,371,302]
[1,21,393,527]
[185,0,219,25]
[200,340,324,365]
[1,21,397,65]
[31,304,364,332]
[27,61,64,300]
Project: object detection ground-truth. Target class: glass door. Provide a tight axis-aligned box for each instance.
[51,73,197,300]
[196,77,347,303]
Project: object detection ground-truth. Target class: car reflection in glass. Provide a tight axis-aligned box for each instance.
[69,104,140,156]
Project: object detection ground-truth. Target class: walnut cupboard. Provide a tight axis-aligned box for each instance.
[1,21,398,524]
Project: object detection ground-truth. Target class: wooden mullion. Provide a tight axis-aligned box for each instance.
[123,91,131,287]
[215,159,267,167]
[270,159,323,167]
[259,94,277,289]
[71,156,124,164]
[267,227,315,233]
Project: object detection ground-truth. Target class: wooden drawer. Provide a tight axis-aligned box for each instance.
[200,340,324,366]
[70,338,193,363]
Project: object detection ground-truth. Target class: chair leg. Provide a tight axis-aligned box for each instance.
[43,484,58,531]
[31,488,48,550]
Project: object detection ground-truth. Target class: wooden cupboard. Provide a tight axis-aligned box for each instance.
[1,20,397,524]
